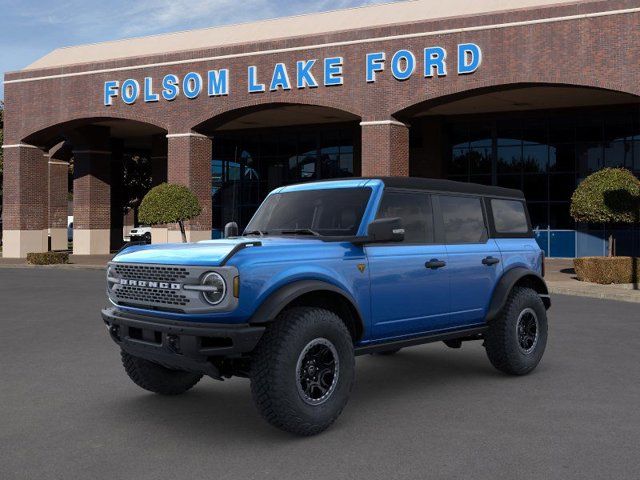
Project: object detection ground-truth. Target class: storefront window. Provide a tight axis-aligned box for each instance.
[444,105,640,230]
[211,124,358,235]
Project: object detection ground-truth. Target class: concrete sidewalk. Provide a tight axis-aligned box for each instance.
[545,258,640,304]
[0,253,112,270]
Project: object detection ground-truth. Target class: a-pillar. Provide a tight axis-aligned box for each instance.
[1,143,49,258]
[166,132,212,243]
[71,126,112,255]
[150,134,169,244]
[48,142,70,251]
[360,120,410,176]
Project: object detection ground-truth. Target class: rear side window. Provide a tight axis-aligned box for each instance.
[376,191,434,243]
[440,195,486,244]
[491,199,529,233]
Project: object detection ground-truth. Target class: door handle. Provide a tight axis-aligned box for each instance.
[482,256,500,266]
[425,259,446,269]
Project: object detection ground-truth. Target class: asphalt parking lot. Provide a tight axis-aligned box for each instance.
[1,268,639,480]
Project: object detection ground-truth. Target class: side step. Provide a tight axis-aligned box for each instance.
[354,326,487,356]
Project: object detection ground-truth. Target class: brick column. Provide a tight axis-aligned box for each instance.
[69,126,114,255]
[166,132,212,243]
[150,134,169,244]
[48,157,69,251]
[360,120,410,177]
[1,144,49,258]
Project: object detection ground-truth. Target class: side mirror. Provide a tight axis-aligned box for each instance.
[365,217,405,243]
[224,222,239,238]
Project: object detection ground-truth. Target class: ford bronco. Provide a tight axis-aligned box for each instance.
[102,177,550,435]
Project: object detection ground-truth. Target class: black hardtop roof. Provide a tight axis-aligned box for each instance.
[371,177,525,199]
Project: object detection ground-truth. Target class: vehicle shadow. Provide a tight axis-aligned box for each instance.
[105,345,506,442]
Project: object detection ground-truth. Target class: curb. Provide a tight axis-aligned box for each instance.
[0,264,106,271]
[548,283,640,304]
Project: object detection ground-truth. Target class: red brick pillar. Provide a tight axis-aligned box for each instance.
[1,144,49,258]
[166,132,212,242]
[360,120,410,177]
[151,134,168,187]
[70,126,112,255]
[150,134,169,244]
[48,155,69,251]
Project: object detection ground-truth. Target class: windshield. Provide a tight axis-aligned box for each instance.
[245,187,372,237]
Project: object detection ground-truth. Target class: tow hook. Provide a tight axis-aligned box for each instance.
[166,334,180,353]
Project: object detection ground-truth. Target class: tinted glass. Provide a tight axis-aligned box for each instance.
[376,191,434,243]
[440,196,486,243]
[491,199,529,233]
[245,187,371,237]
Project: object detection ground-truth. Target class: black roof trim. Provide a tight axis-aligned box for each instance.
[370,177,525,199]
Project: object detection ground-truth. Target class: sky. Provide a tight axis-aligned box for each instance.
[0,0,402,100]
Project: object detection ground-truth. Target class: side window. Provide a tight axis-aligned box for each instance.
[491,199,530,234]
[440,195,487,244]
[376,191,434,243]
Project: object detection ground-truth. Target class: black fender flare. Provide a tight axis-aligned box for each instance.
[249,280,365,338]
[485,267,550,322]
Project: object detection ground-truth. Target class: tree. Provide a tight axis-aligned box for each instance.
[138,183,202,242]
[122,153,152,225]
[570,168,640,256]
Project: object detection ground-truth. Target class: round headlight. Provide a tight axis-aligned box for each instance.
[201,272,226,305]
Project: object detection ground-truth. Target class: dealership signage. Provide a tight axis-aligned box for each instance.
[104,43,481,106]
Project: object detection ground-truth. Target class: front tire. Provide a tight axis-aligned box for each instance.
[121,351,202,395]
[250,307,355,436]
[484,287,548,375]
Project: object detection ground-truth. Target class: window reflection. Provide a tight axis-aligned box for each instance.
[211,125,358,235]
[445,106,640,230]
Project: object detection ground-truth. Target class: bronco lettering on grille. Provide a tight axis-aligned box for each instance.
[119,279,181,290]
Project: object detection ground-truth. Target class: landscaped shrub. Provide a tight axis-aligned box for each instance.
[570,168,640,256]
[574,256,640,284]
[27,251,69,265]
[138,183,202,243]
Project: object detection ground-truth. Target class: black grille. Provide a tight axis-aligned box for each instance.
[113,264,189,283]
[115,285,190,307]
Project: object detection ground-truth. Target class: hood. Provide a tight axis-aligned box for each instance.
[112,236,326,266]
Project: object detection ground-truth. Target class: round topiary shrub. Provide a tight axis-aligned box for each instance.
[571,168,640,256]
[138,183,202,242]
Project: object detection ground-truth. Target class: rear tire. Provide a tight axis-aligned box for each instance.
[121,351,202,395]
[250,307,355,436]
[484,287,548,375]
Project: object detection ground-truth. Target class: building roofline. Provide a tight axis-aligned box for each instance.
[18,0,591,72]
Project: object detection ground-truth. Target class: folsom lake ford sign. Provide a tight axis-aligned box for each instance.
[103,43,482,106]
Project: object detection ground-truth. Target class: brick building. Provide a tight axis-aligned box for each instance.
[3,0,640,257]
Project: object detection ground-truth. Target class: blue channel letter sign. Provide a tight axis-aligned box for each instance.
[104,43,482,106]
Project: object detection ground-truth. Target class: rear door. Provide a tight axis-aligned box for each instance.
[436,195,503,327]
[366,190,450,339]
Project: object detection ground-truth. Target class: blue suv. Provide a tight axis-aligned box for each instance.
[103,177,550,435]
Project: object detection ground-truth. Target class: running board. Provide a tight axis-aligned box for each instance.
[354,326,487,356]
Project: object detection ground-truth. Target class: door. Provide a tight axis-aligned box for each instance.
[437,195,503,327]
[366,190,450,339]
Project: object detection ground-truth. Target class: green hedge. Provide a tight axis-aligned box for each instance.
[570,168,640,224]
[139,183,202,225]
[27,252,69,265]
[574,256,640,284]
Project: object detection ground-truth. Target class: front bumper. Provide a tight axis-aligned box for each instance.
[102,307,265,377]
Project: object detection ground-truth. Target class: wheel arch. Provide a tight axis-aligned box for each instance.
[485,267,550,322]
[249,280,365,341]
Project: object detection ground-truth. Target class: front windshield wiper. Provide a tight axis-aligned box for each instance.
[277,228,321,237]
[244,230,267,237]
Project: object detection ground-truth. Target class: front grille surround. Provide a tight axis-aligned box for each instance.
[107,262,238,313]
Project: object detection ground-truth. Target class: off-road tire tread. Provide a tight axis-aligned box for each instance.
[484,286,547,375]
[250,307,354,436]
[121,351,202,395]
